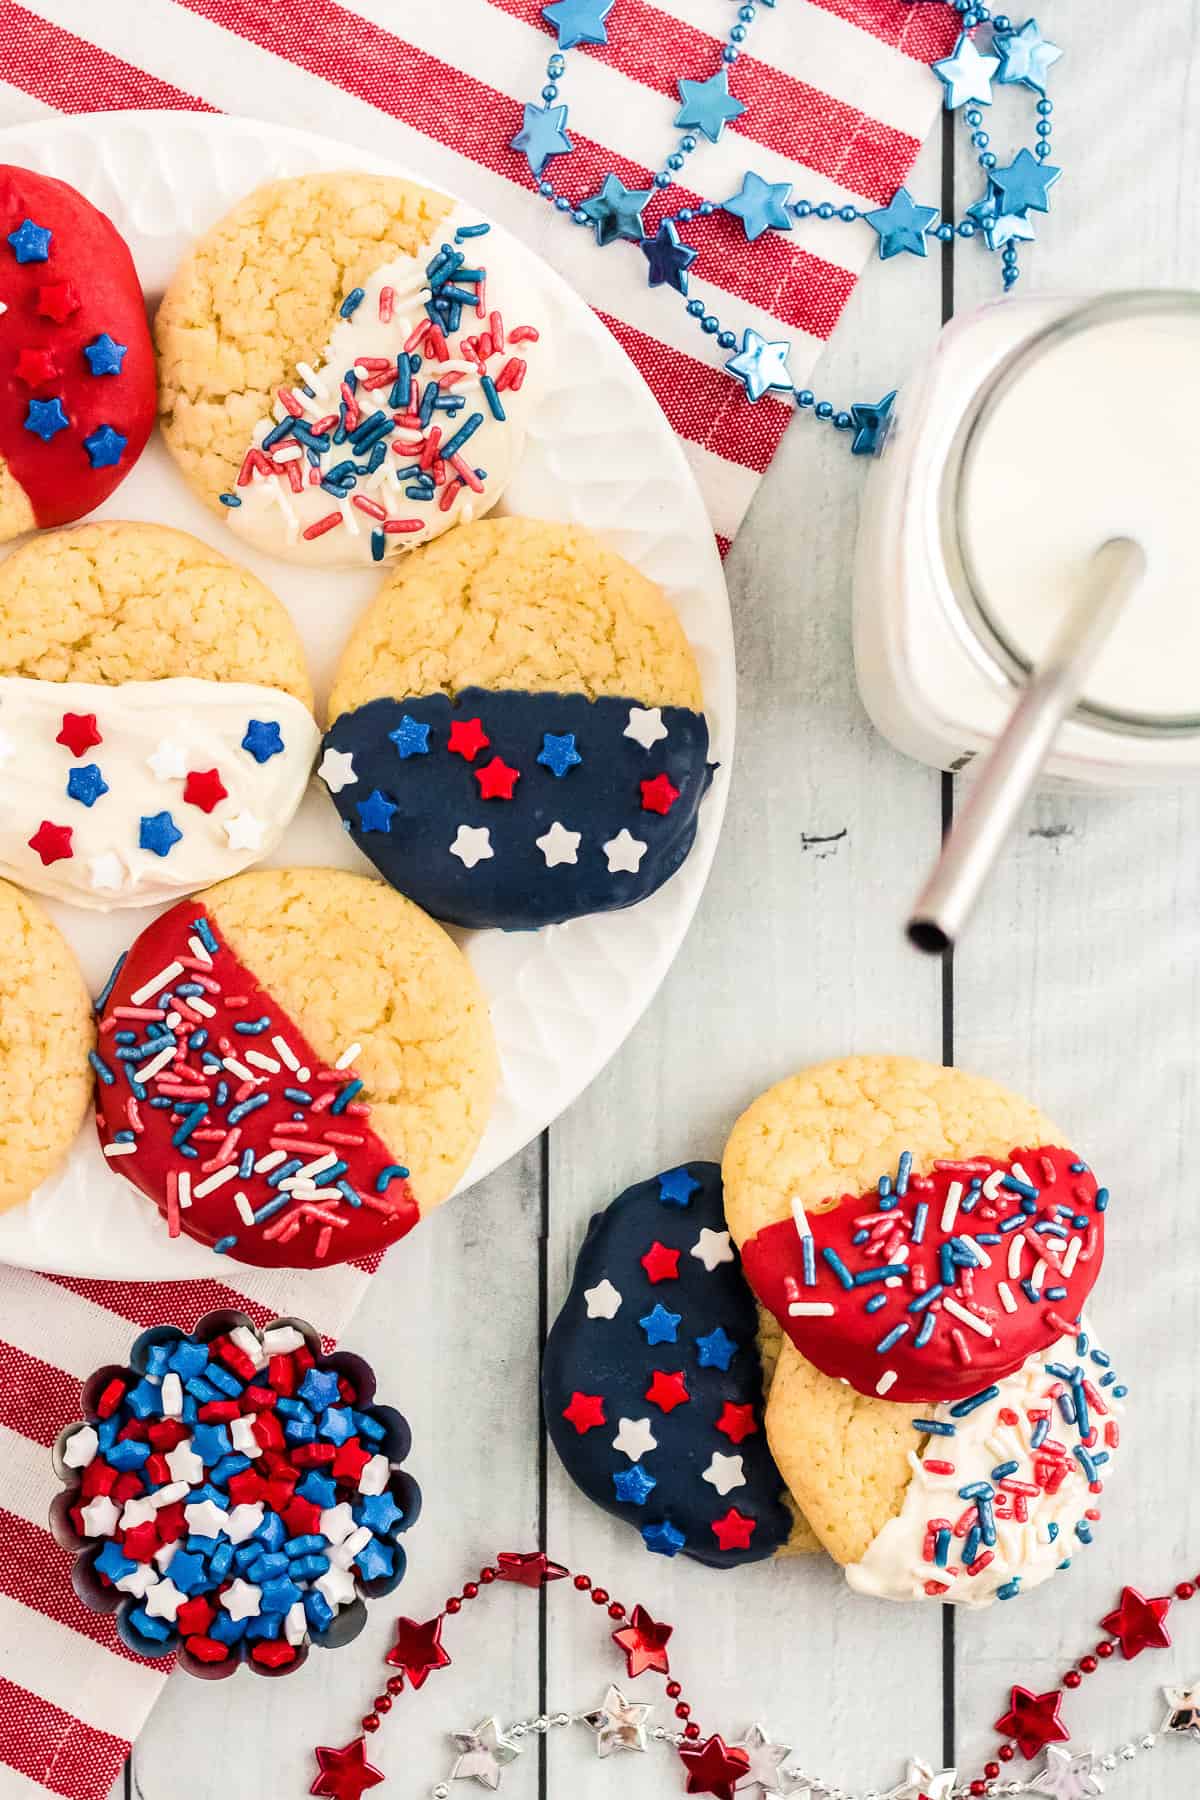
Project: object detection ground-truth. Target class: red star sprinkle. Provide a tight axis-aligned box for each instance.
[1100,1586,1172,1659]
[496,1551,569,1588]
[994,1686,1070,1761]
[310,1737,384,1800]
[37,281,81,323]
[561,1391,606,1435]
[611,1603,673,1678]
[56,712,102,756]
[678,1734,751,1800]
[715,1401,758,1445]
[331,1437,372,1483]
[183,768,229,814]
[384,1614,452,1688]
[640,1240,681,1283]
[645,1369,690,1414]
[640,773,680,815]
[28,820,73,865]
[710,1508,757,1552]
[474,755,520,800]
[447,716,490,761]
[15,345,57,387]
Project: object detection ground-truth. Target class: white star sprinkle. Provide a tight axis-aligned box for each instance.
[143,1578,185,1623]
[317,746,358,793]
[535,820,581,867]
[220,1578,262,1622]
[584,1279,623,1320]
[61,1424,98,1468]
[691,1227,735,1271]
[316,1564,357,1610]
[80,1495,119,1537]
[119,1497,158,1531]
[165,1439,204,1486]
[611,1417,657,1462]
[623,706,669,750]
[147,739,188,781]
[115,1563,158,1598]
[224,810,266,851]
[602,828,648,874]
[702,1452,746,1497]
[89,850,126,893]
[184,1499,231,1539]
[450,824,494,869]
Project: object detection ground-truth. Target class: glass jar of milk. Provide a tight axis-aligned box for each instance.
[853,293,1200,785]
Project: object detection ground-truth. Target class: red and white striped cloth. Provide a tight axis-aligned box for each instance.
[0,1,956,1795]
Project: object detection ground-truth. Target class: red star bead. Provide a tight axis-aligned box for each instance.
[28,820,73,865]
[37,281,81,323]
[640,1240,681,1283]
[183,768,229,813]
[645,1369,689,1413]
[1100,1586,1172,1659]
[715,1401,758,1445]
[612,1603,673,1678]
[496,1551,569,1588]
[57,712,102,756]
[994,1687,1070,1761]
[310,1737,384,1800]
[561,1391,606,1435]
[710,1507,757,1552]
[678,1735,751,1799]
[15,346,58,387]
[474,755,520,800]
[640,773,680,815]
[447,716,490,761]
[384,1614,452,1688]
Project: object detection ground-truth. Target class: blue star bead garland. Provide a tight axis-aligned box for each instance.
[721,171,793,243]
[511,101,574,177]
[863,187,940,260]
[641,220,698,292]
[673,70,746,145]
[541,0,613,50]
[578,173,654,246]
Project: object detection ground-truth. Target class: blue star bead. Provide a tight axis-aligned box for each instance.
[25,397,69,442]
[84,333,128,376]
[863,187,939,259]
[354,1537,395,1583]
[674,69,746,144]
[94,1540,137,1585]
[639,1303,682,1346]
[388,714,431,759]
[241,719,285,762]
[299,1367,341,1410]
[724,329,794,404]
[657,1167,701,1207]
[613,1465,657,1506]
[82,425,128,469]
[965,193,1037,250]
[359,1491,404,1535]
[537,731,583,777]
[722,171,793,243]
[849,390,897,457]
[511,102,574,178]
[989,147,1062,216]
[67,763,109,807]
[640,220,698,294]
[932,32,1000,109]
[641,1519,687,1557]
[541,0,613,48]
[7,217,51,262]
[139,811,183,857]
[994,18,1062,95]
[695,1326,739,1371]
[578,174,654,247]
[357,789,398,834]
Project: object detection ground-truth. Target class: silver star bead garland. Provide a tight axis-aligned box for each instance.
[584,1685,654,1757]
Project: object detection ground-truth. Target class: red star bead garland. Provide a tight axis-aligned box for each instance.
[310,1737,385,1800]
[1101,1586,1173,1660]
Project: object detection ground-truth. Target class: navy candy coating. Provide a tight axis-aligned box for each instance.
[543,1162,792,1570]
[320,688,713,929]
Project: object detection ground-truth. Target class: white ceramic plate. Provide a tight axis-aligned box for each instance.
[0,112,734,1278]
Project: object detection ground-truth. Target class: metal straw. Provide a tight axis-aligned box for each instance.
[907,536,1147,954]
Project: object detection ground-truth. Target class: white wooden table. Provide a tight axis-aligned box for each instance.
[124,9,1200,1798]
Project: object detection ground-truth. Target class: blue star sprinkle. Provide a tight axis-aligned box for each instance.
[354,1538,395,1584]
[989,146,1061,215]
[863,187,939,259]
[695,1326,739,1372]
[994,18,1062,95]
[537,730,583,777]
[640,219,698,294]
[82,424,127,469]
[84,333,128,377]
[849,391,897,457]
[639,1303,682,1346]
[298,1367,341,1410]
[24,397,69,442]
[657,1167,701,1207]
[357,789,398,834]
[966,193,1038,250]
[94,1540,137,1584]
[241,718,285,762]
[67,763,109,808]
[641,1519,687,1557]
[932,32,1000,109]
[510,101,574,178]
[613,1465,658,1506]
[724,329,794,403]
[139,811,183,857]
[163,1550,207,1595]
[722,171,793,243]
[578,173,654,247]
[674,69,746,144]
[388,714,431,759]
[7,216,51,263]
[542,0,613,49]
[359,1491,404,1535]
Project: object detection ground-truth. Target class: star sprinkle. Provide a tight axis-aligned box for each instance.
[242,718,285,762]
[357,789,398,833]
[733,1724,795,1797]
[542,0,613,49]
[220,1577,262,1621]
[562,1391,607,1434]
[165,1439,205,1485]
[28,820,73,865]
[183,768,228,813]
[715,1401,757,1444]
[624,705,669,750]
[722,171,792,242]
[933,31,1000,108]
[310,1738,385,1800]
[639,1302,682,1345]
[724,329,794,403]
[583,1685,653,1757]
[388,715,430,759]
[674,69,746,144]
[25,396,69,441]
[38,281,80,323]
[7,217,51,262]
[57,712,102,756]
[701,1451,745,1496]
[613,1464,657,1505]
[612,1417,657,1461]
[386,1614,452,1687]
[450,1717,523,1789]
[450,824,495,869]
[990,146,1062,214]
[995,1687,1070,1761]
[579,173,654,247]
[511,101,574,177]
[695,1326,738,1371]
[535,820,581,867]
[80,1494,120,1536]
[641,220,698,293]
[448,717,490,761]
[679,1734,751,1799]
[658,1167,701,1206]
[147,739,188,781]
[850,391,897,457]
[1028,1746,1105,1799]
[584,1278,623,1319]
[864,187,939,259]
[612,1605,673,1677]
[886,1757,959,1800]
[82,424,128,468]
[602,829,647,874]
[1161,1681,1200,1736]
[642,1518,687,1556]
[318,747,358,792]
[223,810,266,851]
[640,1241,681,1283]
[84,332,128,376]
[15,346,57,386]
[475,755,521,800]
[495,1551,569,1588]
[143,1578,185,1622]
[691,1227,735,1271]
[645,1368,689,1412]
[710,1508,756,1552]
[640,773,680,815]
[994,18,1063,95]
[66,763,108,807]
[1100,1587,1172,1659]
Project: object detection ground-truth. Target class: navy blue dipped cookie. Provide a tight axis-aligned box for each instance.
[543,1161,799,1569]
[322,517,714,931]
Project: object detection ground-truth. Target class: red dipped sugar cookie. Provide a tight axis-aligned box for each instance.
[93,869,497,1268]
[0,167,154,537]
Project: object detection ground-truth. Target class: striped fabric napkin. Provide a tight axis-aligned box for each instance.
[0,1,956,1795]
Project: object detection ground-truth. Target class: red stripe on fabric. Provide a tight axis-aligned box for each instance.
[486,0,922,202]
[0,1508,158,1669]
[0,1676,130,1800]
[42,1273,279,1335]
[806,0,961,62]
[0,1343,83,1449]
[716,533,732,560]
[0,2,211,111]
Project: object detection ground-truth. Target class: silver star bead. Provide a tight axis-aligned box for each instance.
[583,1685,653,1757]
[450,1718,524,1790]
[734,1723,794,1794]
[887,1758,958,1800]
[1029,1745,1105,1798]
[1162,1682,1200,1738]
